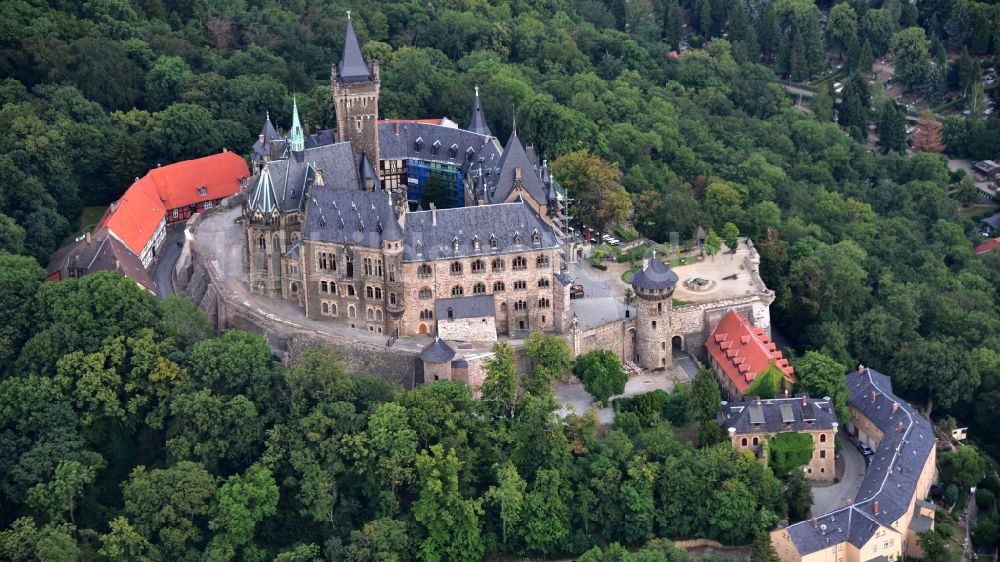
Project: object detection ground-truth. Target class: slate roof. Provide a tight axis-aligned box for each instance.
[571,297,626,330]
[782,367,937,556]
[338,18,371,83]
[706,310,795,395]
[377,121,497,169]
[46,228,154,292]
[720,396,836,435]
[487,131,549,205]
[247,165,279,213]
[630,258,678,290]
[258,142,359,213]
[420,337,456,363]
[435,294,496,319]
[981,214,1000,231]
[467,88,492,137]
[304,180,402,247]
[402,201,559,263]
[251,113,281,164]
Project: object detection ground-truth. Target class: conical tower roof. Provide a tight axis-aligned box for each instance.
[290,97,304,152]
[467,86,492,137]
[248,166,279,213]
[338,15,371,83]
[631,258,678,291]
[421,337,456,363]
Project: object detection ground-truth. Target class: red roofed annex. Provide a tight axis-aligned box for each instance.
[706,309,796,400]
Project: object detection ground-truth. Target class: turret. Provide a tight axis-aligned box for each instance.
[290,97,305,153]
[331,13,381,166]
[467,85,493,137]
[631,257,678,370]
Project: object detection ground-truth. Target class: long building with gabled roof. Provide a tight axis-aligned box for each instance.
[771,366,937,562]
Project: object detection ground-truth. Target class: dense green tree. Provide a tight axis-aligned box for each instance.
[704,229,721,257]
[412,445,484,562]
[891,27,931,90]
[573,349,628,406]
[663,0,683,49]
[918,530,957,562]
[811,83,834,122]
[418,172,456,210]
[721,222,740,253]
[939,447,986,491]
[785,469,813,522]
[205,464,279,559]
[0,253,42,368]
[750,531,780,562]
[861,9,895,56]
[876,99,907,154]
[793,352,849,421]
[827,4,859,61]
[688,368,722,423]
[523,332,574,395]
[552,150,631,237]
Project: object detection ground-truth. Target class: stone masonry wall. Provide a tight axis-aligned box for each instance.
[437,316,498,342]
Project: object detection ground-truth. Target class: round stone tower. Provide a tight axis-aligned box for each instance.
[420,337,456,383]
[631,257,678,370]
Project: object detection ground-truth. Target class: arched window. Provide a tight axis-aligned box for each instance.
[447,307,454,319]
[538,277,550,288]
[513,280,526,290]
[473,237,481,251]
[322,302,329,315]
[752,437,759,446]
[538,297,550,308]
[420,309,434,320]
[376,309,383,322]
[741,437,748,447]
[417,264,432,277]
[471,259,485,273]
[450,261,463,275]
[820,434,827,443]
[514,233,523,245]
[258,235,266,250]
[500,302,507,312]
[349,305,356,319]
[536,254,550,268]
[451,285,464,296]
[532,231,541,245]
[366,308,374,321]
[493,281,505,292]
[514,300,527,311]
[321,281,328,293]
[492,258,505,272]
[330,303,337,316]
[490,235,498,249]
[366,286,374,298]
[419,287,432,299]
[512,256,527,270]
[374,287,382,299]
[389,293,396,305]
[473,282,486,294]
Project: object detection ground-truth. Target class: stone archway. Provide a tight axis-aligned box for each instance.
[672,335,683,352]
[418,323,427,335]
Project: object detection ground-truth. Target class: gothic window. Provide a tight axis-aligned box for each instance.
[490,235,498,249]
[491,258,505,272]
[329,283,336,295]
[512,256,527,270]
[514,300,527,311]
[538,297,550,308]
[330,303,338,316]
[366,286,374,299]
[345,253,354,277]
[473,282,486,294]
[321,281,329,293]
[493,281,505,292]
[347,285,356,296]
[450,261,463,275]
[417,264,432,277]
[375,259,384,277]
[500,302,507,312]
[536,254,550,268]
[376,309,383,322]
[451,285,464,296]
[419,287,432,299]
[258,235,266,250]
[322,302,329,315]
[538,277,550,288]
[471,259,485,273]
[367,308,374,321]
[514,280,526,290]
[389,293,396,305]
[363,257,373,276]
[349,305,356,319]
[447,307,454,319]
[374,287,382,299]
[420,309,433,319]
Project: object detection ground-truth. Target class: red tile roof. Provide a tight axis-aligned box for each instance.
[706,310,796,396]
[976,237,1000,254]
[138,151,248,211]
[97,182,166,256]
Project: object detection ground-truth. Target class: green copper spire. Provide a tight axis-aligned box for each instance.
[290,96,304,152]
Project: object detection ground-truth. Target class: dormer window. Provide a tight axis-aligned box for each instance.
[466,147,475,159]
[472,236,481,251]
[415,241,423,256]
[358,220,365,232]
[431,140,441,155]
[490,235,498,249]
[452,238,460,252]
[198,186,207,196]
[414,137,423,151]
[532,231,541,245]
[514,232,523,245]
[449,143,458,158]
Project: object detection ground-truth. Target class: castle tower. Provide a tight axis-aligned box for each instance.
[380,191,406,336]
[331,14,380,168]
[243,166,284,298]
[631,257,678,370]
[467,85,492,137]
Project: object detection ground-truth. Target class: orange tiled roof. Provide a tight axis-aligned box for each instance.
[706,310,796,395]
[976,237,1000,254]
[138,151,248,211]
[97,183,166,256]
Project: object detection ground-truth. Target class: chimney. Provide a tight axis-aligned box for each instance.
[892,402,899,413]
[811,518,818,527]
[872,501,879,514]
[430,203,437,226]
[802,395,808,406]
[394,122,400,135]
[85,231,91,244]
[514,167,522,181]
[858,364,865,373]
[259,133,265,143]
[222,147,228,153]
[871,391,877,403]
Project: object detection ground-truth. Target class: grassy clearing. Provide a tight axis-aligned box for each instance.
[61,205,106,246]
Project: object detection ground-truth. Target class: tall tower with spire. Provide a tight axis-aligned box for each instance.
[290,97,305,153]
[331,13,380,174]
[468,86,492,137]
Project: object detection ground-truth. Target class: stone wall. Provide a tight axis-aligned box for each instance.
[437,315,498,342]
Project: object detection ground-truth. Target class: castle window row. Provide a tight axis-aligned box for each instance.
[416,254,554,276]
[438,232,546,255]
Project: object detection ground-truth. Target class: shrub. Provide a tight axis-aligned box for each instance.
[614,227,638,241]
[663,384,690,426]
[945,483,959,506]
[614,410,641,436]
[633,390,668,426]
[977,489,996,511]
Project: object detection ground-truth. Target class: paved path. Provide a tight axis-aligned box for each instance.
[553,367,691,424]
[810,429,866,516]
[153,226,184,299]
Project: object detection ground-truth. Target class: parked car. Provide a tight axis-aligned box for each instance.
[570,284,585,299]
[857,442,874,457]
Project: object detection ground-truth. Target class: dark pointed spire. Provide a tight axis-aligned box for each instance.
[338,14,371,83]
[467,85,493,137]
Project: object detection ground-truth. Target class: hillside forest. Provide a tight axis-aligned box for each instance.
[2,0,1000,560]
